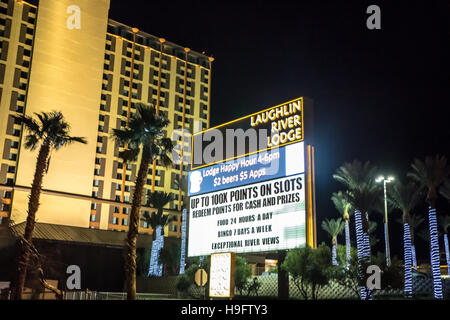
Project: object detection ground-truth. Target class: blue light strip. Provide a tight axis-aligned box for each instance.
[428,207,443,299]
[179,208,187,274]
[403,223,413,298]
[411,245,417,270]
[332,243,337,266]
[148,225,164,277]
[444,234,450,276]
[354,210,367,300]
[345,221,351,269]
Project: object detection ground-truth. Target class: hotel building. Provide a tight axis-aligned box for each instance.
[0,0,213,239]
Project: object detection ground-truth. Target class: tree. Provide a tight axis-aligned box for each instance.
[159,240,181,276]
[10,111,86,300]
[368,221,379,249]
[234,256,252,296]
[333,160,380,300]
[439,181,450,275]
[333,245,360,298]
[321,218,345,265]
[408,155,450,299]
[111,104,173,299]
[388,180,421,297]
[344,184,381,298]
[438,214,450,277]
[282,243,333,300]
[331,191,353,268]
[144,191,174,276]
[408,214,424,270]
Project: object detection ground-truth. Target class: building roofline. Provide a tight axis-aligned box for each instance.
[107,19,213,61]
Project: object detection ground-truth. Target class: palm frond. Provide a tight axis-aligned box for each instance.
[388,180,422,213]
[333,160,378,190]
[408,155,450,190]
[439,180,450,202]
[438,215,450,234]
[331,191,353,217]
[321,218,345,238]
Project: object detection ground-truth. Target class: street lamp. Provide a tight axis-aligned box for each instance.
[376,175,394,266]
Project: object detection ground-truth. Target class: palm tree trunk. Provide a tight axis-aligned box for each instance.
[125,150,151,300]
[443,233,450,276]
[344,219,351,268]
[354,210,368,300]
[427,206,443,299]
[403,223,413,298]
[411,227,417,270]
[149,224,164,276]
[332,237,338,266]
[11,143,50,300]
[411,244,417,270]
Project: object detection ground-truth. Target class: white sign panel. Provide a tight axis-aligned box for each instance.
[188,173,306,256]
[209,252,235,298]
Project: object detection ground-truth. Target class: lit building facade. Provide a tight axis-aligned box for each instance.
[0,0,213,239]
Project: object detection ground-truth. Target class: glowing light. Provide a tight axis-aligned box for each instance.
[332,243,337,266]
[345,221,351,268]
[411,245,417,270]
[354,210,370,300]
[148,225,164,277]
[403,223,413,298]
[444,234,450,276]
[428,207,443,299]
[375,176,384,183]
[179,209,187,274]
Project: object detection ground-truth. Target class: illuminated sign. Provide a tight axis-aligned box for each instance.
[188,174,306,256]
[209,252,236,298]
[188,97,310,256]
[192,97,304,170]
[188,142,304,196]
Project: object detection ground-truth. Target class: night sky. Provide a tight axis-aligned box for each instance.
[110,0,450,261]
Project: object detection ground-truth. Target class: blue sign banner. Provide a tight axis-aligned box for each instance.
[188,142,304,196]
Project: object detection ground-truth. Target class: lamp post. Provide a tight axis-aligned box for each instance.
[376,175,394,267]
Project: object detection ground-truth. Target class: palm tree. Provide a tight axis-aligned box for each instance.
[143,191,174,277]
[409,213,424,270]
[112,104,173,299]
[438,215,450,276]
[408,155,450,299]
[321,218,345,265]
[331,191,353,268]
[174,176,189,274]
[333,160,379,300]
[388,180,421,298]
[439,181,450,275]
[10,111,86,300]
[367,220,379,250]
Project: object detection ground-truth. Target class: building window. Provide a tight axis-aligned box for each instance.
[90,214,96,222]
[113,217,119,225]
[122,218,128,226]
